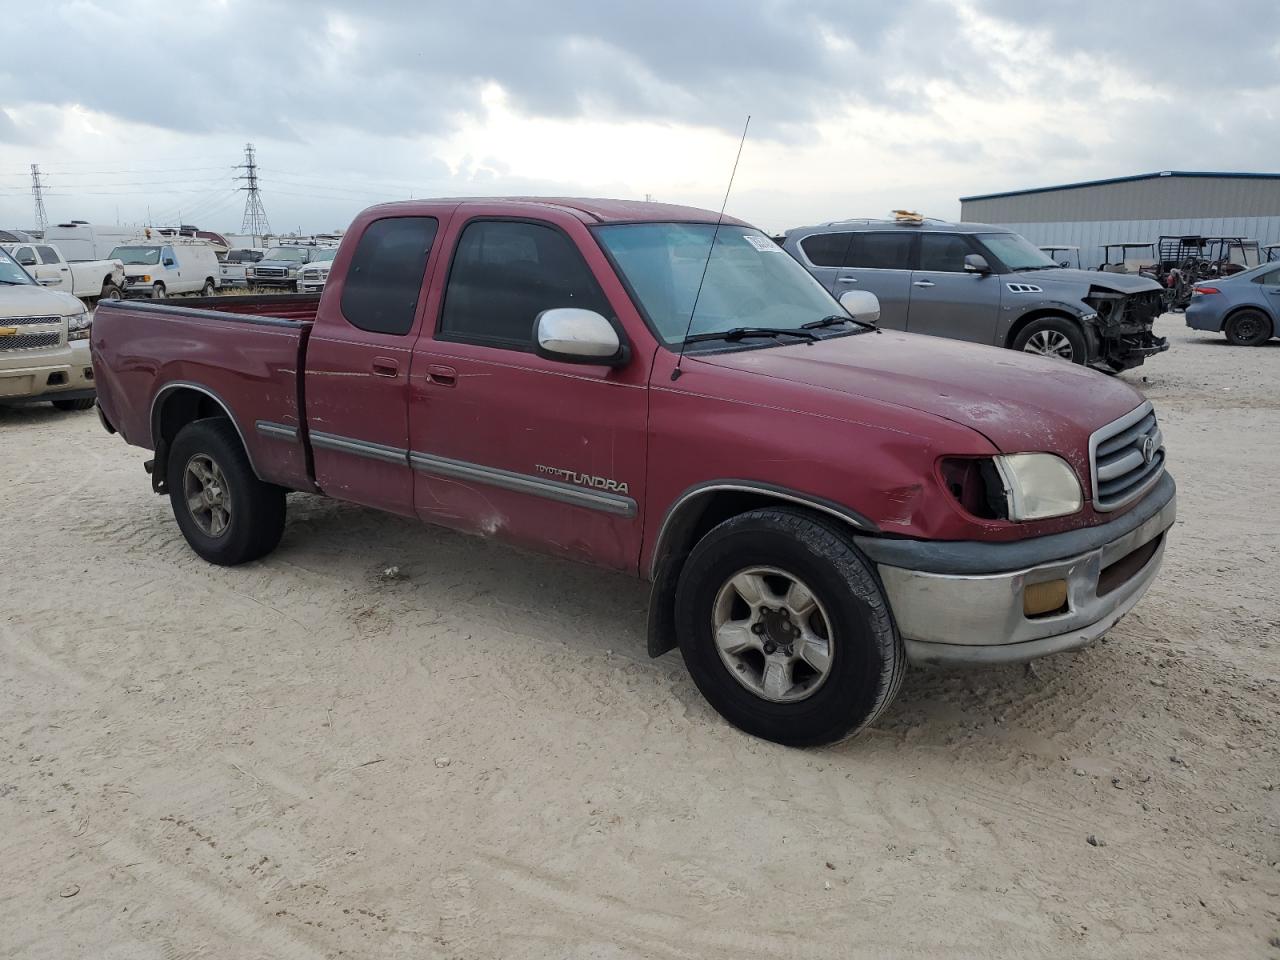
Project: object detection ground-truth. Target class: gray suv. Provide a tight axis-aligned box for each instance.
[781,219,1169,371]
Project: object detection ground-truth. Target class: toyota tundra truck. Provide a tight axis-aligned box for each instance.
[90,198,1176,746]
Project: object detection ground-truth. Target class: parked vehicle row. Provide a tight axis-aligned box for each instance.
[90,198,1175,746]
[247,244,338,291]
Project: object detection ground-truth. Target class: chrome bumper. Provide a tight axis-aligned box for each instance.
[879,493,1176,666]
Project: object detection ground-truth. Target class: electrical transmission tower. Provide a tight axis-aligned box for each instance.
[30,164,48,232]
[237,143,271,238]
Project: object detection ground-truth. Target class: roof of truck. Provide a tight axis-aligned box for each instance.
[365,197,747,226]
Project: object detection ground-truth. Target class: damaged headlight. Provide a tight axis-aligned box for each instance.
[941,453,1082,521]
[66,310,92,342]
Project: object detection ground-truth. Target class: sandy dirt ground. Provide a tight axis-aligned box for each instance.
[1,314,1277,959]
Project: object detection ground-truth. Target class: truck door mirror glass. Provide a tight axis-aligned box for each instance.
[964,254,991,274]
[838,290,881,324]
[163,258,176,267]
[535,308,628,366]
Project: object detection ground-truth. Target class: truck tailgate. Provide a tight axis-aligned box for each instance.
[92,298,315,490]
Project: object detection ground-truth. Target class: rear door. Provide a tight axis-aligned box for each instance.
[304,215,443,516]
[408,212,649,573]
[1256,266,1280,323]
[907,232,1003,344]
[831,232,915,330]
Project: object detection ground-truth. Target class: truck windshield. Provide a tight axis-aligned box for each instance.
[110,245,162,266]
[264,247,311,262]
[308,248,337,263]
[978,233,1060,271]
[0,247,34,284]
[595,223,844,344]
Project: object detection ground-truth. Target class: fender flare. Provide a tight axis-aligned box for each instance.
[148,381,261,490]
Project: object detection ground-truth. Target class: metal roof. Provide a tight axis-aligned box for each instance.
[960,171,1280,203]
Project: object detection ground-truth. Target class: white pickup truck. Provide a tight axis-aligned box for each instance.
[2,241,126,302]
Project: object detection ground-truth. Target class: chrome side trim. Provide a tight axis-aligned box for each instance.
[310,431,408,466]
[149,381,258,475]
[649,480,878,578]
[255,420,298,442]
[410,451,637,518]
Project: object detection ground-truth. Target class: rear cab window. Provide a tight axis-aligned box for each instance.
[340,217,439,335]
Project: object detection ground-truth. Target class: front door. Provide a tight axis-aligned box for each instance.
[303,215,442,516]
[409,214,648,573]
[36,246,71,291]
[830,231,915,330]
[12,246,62,290]
[907,233,1003,344]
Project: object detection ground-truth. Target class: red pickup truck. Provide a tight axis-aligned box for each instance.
[92,198,1176,746]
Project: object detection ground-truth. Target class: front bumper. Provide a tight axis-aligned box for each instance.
[0,341,96,405]
[861,475,1176,666]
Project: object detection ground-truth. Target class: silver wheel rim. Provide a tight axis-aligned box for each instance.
[103,287,121,300]
[711,566,834,703]
[183,454,231,538]
[1023,329,1074,360]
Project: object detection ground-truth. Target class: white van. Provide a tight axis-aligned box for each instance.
[108,239,222,298]
[44,222,141,262]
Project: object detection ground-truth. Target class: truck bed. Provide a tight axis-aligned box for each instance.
[92,295,320,491]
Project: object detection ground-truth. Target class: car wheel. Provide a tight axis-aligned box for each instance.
[674,507,904,746]
[1223,309,1272,347]
[151,282,166,299]
[100,283,122,301]
[167,418,286,566]
[200,279,216,297]
[1013,317,1088,364]
[51,397,96,411]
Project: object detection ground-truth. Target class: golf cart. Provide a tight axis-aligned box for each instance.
[1039,244,1082,270]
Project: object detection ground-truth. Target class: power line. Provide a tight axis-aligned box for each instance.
[237,143,270,237]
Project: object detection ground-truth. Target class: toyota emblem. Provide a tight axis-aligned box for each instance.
[1141,435,1156,465]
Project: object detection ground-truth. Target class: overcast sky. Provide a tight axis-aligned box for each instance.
[1,0,1276,236]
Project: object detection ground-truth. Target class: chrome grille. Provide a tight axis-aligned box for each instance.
[5,314,61,326]
[255,267,286,278]
[0,331,61,351]
[1090,401,1164,511]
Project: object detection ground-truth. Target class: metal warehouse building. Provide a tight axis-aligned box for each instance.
[959,171,1280,269]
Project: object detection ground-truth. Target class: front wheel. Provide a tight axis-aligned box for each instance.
[1223,309,1272,347]
[1012,317,1088,364]
[100,283,122,301]
[151,282,166,299]
[674,508,904,746]
[200,279,216,297]
[167,419,286,565]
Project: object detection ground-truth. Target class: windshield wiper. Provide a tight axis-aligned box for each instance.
[802,314,880,333]
[684,326,819,345]
[0,279,27,285]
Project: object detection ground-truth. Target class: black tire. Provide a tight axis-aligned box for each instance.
[151,282,166,299]
[673,507,904,746]
[167,418,285,565]
[100,282,122,301]
[200,279,216,297]
[1223,309,1272,347]
[1011,316,1088,364]
[51,397,96,411]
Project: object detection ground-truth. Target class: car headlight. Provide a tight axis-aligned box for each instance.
[246,267,255,276]
[941,453,1082,521]
[67,311,92,341]
[288,266,299,276]
[993,453,1083,520]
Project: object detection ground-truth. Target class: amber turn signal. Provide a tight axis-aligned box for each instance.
[1024,579,1068,617]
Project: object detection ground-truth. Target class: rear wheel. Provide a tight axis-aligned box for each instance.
[674,507,904,746]
[1012,316,1087,364]
[1223,309,1272,347]
[167,419,285,565]
[52,397,96,411]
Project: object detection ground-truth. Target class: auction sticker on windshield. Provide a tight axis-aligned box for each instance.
[743,234,780,252]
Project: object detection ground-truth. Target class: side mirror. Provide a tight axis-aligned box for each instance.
[964,253,991,274]
[838,289,881,324]
[535,308,629,367]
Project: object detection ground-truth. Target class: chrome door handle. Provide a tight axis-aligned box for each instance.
[836,277,858,284]
[427,364,457,387]
[913,280,936,288]
[371,357,400,378]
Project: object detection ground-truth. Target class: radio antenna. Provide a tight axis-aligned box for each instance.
[672,114,751,381]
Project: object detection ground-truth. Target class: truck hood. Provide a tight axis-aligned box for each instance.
[1012,267,1161,294]
[0,284,83,318]
[693,330,1145,456]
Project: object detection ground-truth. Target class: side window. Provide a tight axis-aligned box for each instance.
[799,232,851,268]
[918,234,975,272]
[846,233,913,270]
[439,220,611,349]
[340,216,438,336]
[1252,268,1280,285]
[37,246,61,265]
[161,246,176,265]
[14,246,36,265]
